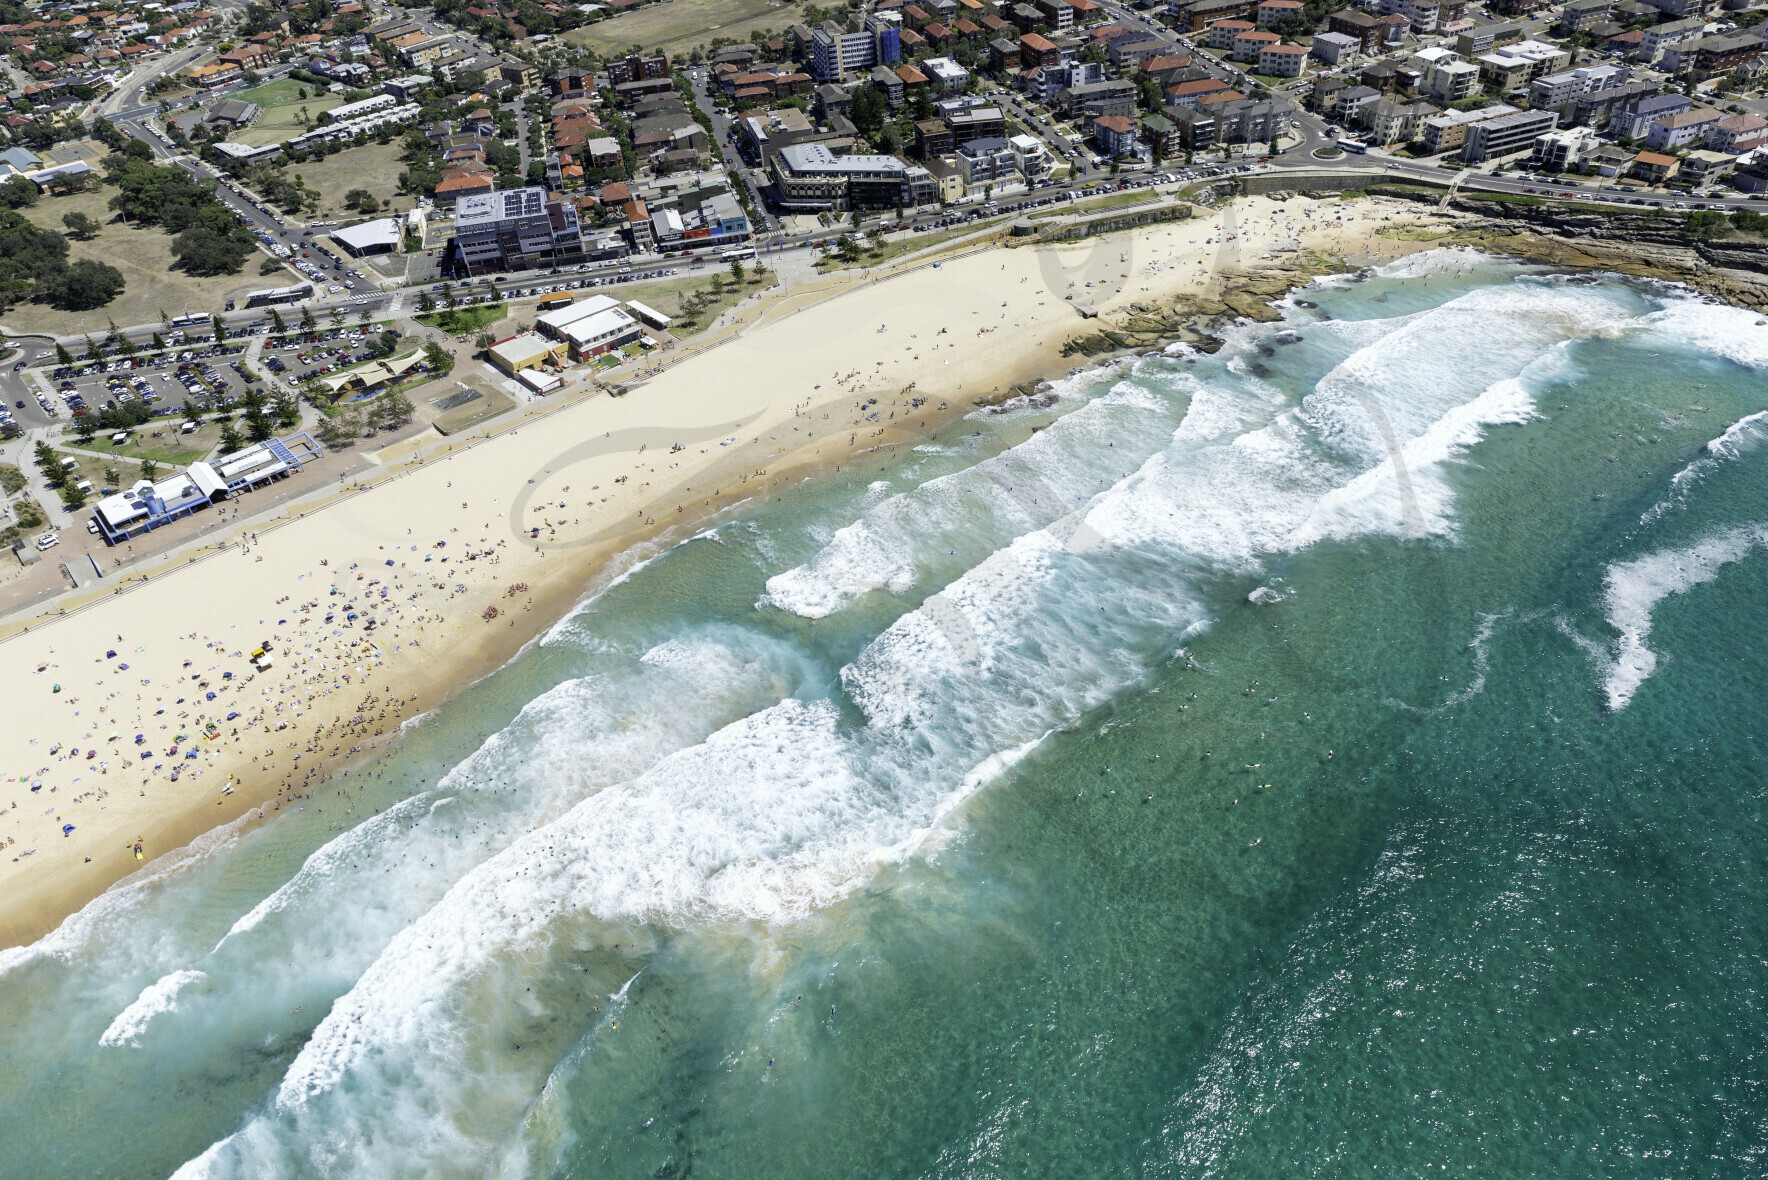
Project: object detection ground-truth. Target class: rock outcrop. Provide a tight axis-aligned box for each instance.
[1379,189,1768,310]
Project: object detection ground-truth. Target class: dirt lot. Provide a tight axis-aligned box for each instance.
[10,190,266,336]
[281,142,415,219]
[231,79,344,148]
[565,0,808,57]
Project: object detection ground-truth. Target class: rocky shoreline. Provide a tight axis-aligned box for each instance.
[1051,192,1768,369]
[1375,188,1768,312]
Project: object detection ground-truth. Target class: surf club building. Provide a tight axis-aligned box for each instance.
[90,434,321,545]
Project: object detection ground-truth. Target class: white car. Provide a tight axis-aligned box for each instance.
[328,284,342,293]
[35,531,59,551]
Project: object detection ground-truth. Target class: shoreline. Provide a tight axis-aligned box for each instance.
[0,193,1456,951]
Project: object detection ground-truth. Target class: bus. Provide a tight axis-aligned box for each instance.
[535,293,573,312]
[720,246,757,261]
[1336,137,1369,154]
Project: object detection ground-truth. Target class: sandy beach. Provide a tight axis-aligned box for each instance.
[0,193,1447,948]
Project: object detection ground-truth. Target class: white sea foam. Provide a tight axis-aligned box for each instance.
[1598,526,1767,710]
[216,627,812,950]
[172,269,1666,1179]
[98,969,206,1048]
[1635,297,1768,371]
[761,381,1183,618]
[1642,407,1768,525]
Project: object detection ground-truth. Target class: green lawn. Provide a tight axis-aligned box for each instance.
[235,78,314,106]
[232,89,344,147]
[417,305,508,335]
[68,429,212,467]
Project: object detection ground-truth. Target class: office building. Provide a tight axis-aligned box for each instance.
[453,186,585,276]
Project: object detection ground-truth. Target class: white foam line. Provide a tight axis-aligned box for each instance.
[1599,525,1768,711]
[98,968,206,1048]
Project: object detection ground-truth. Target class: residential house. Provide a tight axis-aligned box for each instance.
[1629,149,1678,182]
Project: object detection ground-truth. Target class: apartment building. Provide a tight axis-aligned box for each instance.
[1258,42,1308,75]
[1637,16,1705,63]
[768,143,937,210]
[1420,101,1517,152]
[1530,125,1599,169]
[1527,62,1625,111]
[1459,106,1555,160]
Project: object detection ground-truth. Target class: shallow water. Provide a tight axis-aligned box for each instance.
[4,251,1767,1179]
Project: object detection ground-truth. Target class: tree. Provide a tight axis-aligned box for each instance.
[211,312,226,344]
[0,176,40,209]
[729,257,745,285]
[62,211,100,240]
[55,342,74,367]
[241,389,273,441]
[272,389,299,426]
[473,329,496,352]
[300,306,317,334]
[344,187,374,211]
[42,259,125,311]
[218,420,243,454]
[173,226,253,276]
[151,332,165,351]
[851,86,886,135]
[270,308,287,336]
[140,457,158,482]
[371,388,414,428]
[416,290,435,314]
[60,482,86,508]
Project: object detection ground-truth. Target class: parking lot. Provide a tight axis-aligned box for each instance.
[37,340,257,423]
[259,323,408,391]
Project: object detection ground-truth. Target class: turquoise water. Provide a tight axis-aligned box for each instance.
[4,251,1767,1179]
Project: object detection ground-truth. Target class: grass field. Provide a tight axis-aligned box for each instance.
[12,190,266,336]
[231,82,344,147]
[417,304,507,336]
[564,0,808,57]
[66,426,215,468]
[45,447,127,499]
[284,142,414,219]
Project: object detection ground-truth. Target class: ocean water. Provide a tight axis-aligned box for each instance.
[4,251,1767,1179]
